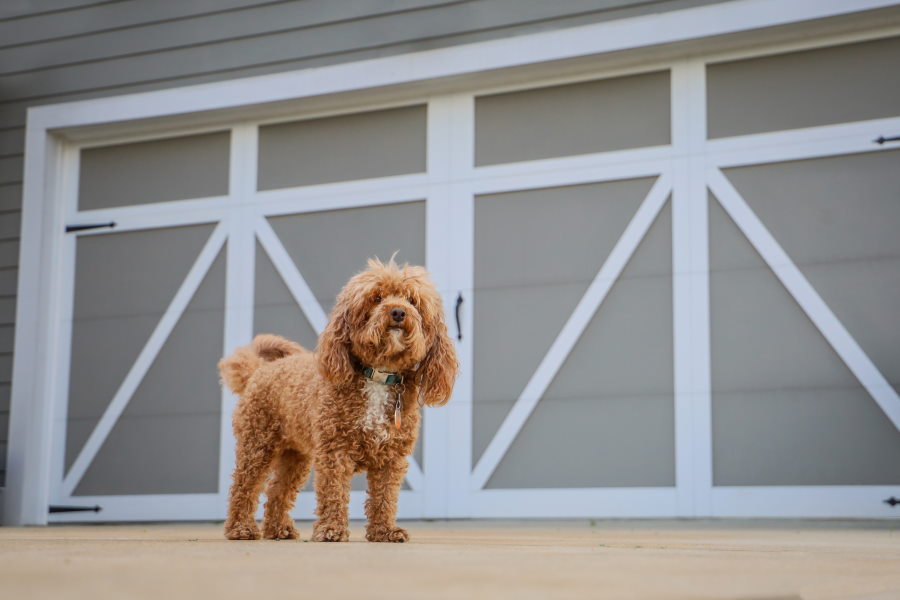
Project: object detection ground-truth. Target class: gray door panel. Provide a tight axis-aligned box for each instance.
[709,197,900,486]
[258,106,426,190]
[79,132,230,210]
[473,178,655,466]
[67,224,217,472]
[707,36,900,138]
[486,201,674,488]
[74,248,225,495]
[723,150,900,397]
[475,71,670,166]
[473,177,675,489]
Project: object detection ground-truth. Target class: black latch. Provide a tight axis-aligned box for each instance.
[874,135,900,145]
[884,496,899,507]
[65,221,116,233]
[49,505,102,513]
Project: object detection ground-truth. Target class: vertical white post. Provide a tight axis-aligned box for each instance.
[424,97,452,518]
[449,94,475,518]
[46,145,81,507]
[671,59,712,517]
[3,126,66,525]
[424,94,475,518]
[218,124,258,510]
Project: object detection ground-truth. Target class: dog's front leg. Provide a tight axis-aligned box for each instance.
[365,458,409,542]
[312,452,354,542]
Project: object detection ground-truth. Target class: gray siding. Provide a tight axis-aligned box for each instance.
[0,0,731,487]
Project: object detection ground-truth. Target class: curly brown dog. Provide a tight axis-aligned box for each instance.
[218,258,457,542]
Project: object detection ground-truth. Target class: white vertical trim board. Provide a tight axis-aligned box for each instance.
[47,232,78,507]
[219,125,259,497]
[422,94,467,517]
[670,59,713,518]
[438,94,476,519]
[45,146,81,509]
[4,131,68,525]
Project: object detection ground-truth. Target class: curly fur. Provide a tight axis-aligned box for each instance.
[219,258,458,542]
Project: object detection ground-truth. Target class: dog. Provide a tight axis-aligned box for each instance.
[218,257,457,542]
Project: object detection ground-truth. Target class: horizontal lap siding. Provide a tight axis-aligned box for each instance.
[0,0,727,487]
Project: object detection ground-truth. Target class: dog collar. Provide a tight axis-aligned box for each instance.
[361,367,403,386]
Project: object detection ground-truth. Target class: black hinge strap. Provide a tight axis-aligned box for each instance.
[874,135,900,145]
[65,221,116,233]
[49,505,102,513]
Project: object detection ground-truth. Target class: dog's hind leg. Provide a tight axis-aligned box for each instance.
[311,452,354,542]
[224,432,278,540]
[262,449,311,540]
[364,458,409,542]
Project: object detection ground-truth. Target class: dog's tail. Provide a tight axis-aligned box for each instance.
[218,334,305,395]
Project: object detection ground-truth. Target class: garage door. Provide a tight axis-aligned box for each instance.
[51,106,436,521]
[45,34,900,521]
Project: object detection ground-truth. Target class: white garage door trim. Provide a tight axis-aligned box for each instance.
[7,0,900,525]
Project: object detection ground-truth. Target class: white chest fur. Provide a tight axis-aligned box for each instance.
[361,379,395,441]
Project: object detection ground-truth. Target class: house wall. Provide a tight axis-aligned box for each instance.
[0,0,734,487]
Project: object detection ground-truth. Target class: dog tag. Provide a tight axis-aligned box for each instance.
[394,392,402,429]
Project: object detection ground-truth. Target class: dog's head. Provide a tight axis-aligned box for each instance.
[316,257,458,406]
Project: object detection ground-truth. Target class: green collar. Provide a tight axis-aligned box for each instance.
[361,367,403,385]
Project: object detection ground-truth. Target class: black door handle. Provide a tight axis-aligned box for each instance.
[455,292,463,341]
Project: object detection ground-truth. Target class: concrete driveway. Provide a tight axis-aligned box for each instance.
[1,520,898,599]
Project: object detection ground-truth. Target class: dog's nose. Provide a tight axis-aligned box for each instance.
[391,307,406,323]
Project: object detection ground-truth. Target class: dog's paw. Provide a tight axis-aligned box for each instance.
[263,520,299,540]
[312,523,349,542]
[225,522,261,540]
[366,526,409,543]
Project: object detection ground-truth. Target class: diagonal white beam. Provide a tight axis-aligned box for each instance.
[471,174,673,490]
[63,224,228,496]
[707,167,900,433]
[254,216,328,334]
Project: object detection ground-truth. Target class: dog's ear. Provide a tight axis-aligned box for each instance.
[316,296,357,388]
[416,305,458,407]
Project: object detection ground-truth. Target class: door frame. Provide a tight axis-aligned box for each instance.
[7,0,900,524]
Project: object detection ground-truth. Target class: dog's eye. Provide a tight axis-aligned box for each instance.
[373,295,382,303]
[407,296,416,306]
